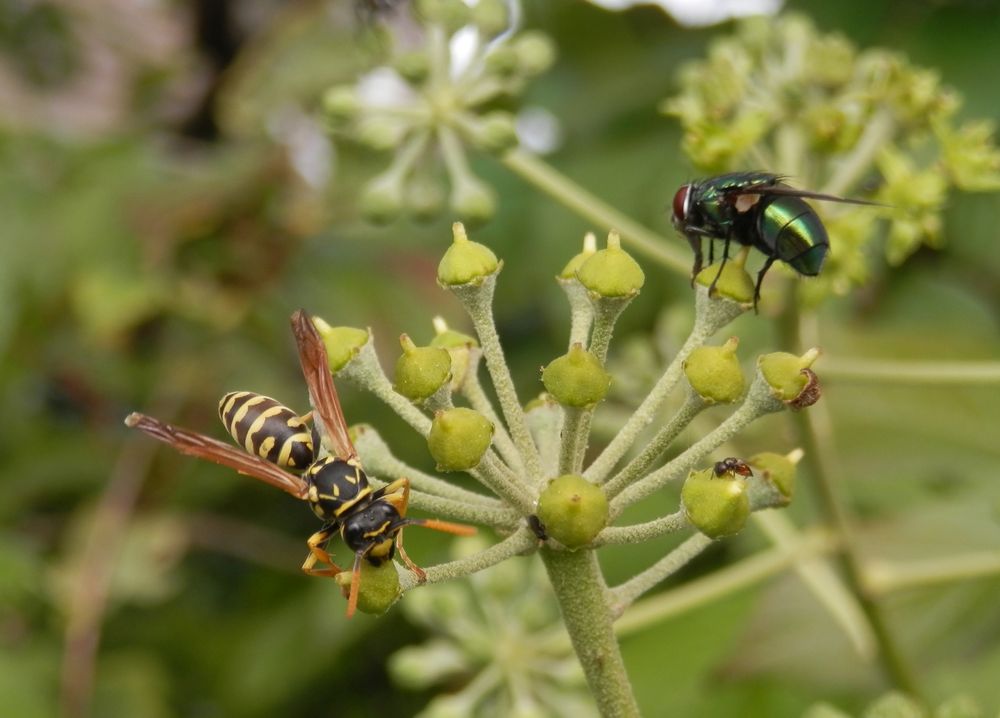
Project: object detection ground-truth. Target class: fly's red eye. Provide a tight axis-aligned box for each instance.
[672,185,690,222]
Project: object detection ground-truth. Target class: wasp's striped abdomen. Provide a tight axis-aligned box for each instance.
[218,392,315,470]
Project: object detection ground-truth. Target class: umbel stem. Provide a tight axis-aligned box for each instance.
[540,547,640,718]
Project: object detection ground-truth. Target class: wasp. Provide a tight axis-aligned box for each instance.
[126,310,475,617]
[713,457,754,479]
[671,171,879,309]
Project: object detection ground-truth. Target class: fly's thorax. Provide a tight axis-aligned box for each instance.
[340,501,400,558]
[305,456,371,521]
[218,392,315,470]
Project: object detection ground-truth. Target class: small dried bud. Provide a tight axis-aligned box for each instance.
[683,336,745,403]
[541,344,611,408]
[682,467,750,539]
[427,407,494,471]
[312,317,369,373]
[536,474,609,548]
[576,231,645,298]
[758,348,821,408]
[394,334,452,400]
[437,223,500,287]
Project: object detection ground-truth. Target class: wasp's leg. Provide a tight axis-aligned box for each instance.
[302,524,345,577]
[394,528,427,584]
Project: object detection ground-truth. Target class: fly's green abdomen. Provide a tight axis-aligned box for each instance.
[757,197,829,276]
[218,391,314,470]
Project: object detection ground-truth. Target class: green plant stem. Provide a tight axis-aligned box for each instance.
[558,406,588,476]
[614,529,838,638]
[779,304,922,698]
[561,280,595,348]
[866,551,1000,594]
[540,547,640,718]
[609,533,713,614]
[401,527,536,591]
[500,148,690,276]
[821,357,1000,385]
[594,510,688,546]
[753,511,875,659]
[587,289,747,486]
[368,477,520,529]
[354,426,507,507]
[609,375,784,516]
[460,357,526,475]
[452,276,544,482]
[603,392,705,499]
[822,109,895,197]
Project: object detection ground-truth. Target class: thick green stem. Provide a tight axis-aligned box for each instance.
[779,303,922,698]
[821,357,1000,385]
[540,547,640,718]
[501,148,690,276]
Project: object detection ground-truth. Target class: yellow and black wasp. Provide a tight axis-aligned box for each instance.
[126,310,475,617]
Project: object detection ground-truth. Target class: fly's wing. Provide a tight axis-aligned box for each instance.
[290,309,358,462]
[729,184,886,207]
[125,413,309,499]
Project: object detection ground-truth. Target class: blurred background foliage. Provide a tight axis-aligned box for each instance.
[2,1,999,717]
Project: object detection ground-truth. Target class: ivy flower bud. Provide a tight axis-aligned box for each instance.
[449,173,497,226]
[394,334,452,401]
[695,249,755,304]
[681,467,750,539]
[359,171,405,225]
[558,232,597,281]
[749,449,802,500]
[334,561,399,616]
[576,231,645,298]
[758,348,821,409]
[437,223,500,287]
[536,474,609,549]
[430,317,478,389]
[356,116,408,151]
[512,31,557,77]
[484,45,520,78]
[415,0,470,33]
[321,85,361,126]
[541,344,611,408]
[465,111,519,154]
[428,407,494,471]
[471,0,510,37]
[682,336,745,403]
[393,50,430,84]
[405,175,446,223]
[312,316,370,373]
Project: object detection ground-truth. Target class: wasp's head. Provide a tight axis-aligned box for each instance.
[341,501,400,563]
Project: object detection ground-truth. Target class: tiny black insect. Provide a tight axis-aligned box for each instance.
[671,171,878,309]
[527,514,548,542]
[713,457,753,479]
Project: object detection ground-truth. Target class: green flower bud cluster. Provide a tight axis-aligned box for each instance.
[662,13,1000,302]
[321,3,556,225]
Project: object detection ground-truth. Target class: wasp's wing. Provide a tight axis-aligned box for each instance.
[125,413,309,499]
[290,309,358,462]
[728,184,886,207]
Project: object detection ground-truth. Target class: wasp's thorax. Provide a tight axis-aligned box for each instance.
[305,456,371,521]
[342,502,400,563]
